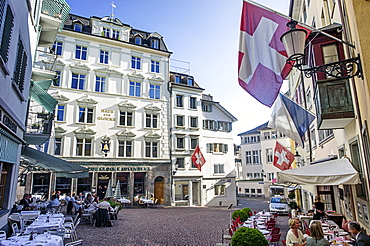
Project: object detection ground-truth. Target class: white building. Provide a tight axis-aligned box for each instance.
[237,123,293,198]
[26,13,173,204]
[170,72,237,206]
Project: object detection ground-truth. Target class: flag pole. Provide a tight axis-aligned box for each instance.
[244,0,355,49]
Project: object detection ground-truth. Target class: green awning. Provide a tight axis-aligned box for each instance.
[30,81,57,112]
[34,80,52,90]
[21,147,89,178]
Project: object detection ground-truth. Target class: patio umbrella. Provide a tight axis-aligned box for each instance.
[105,179,113,198]
[114,180,121,200]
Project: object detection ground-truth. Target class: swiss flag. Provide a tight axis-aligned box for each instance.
[191,146,206,171]
[273,141,294,171]
[238,1,310,107]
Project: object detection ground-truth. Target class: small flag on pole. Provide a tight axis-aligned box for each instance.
[110,1,116,8]
[191,146,206,171]
[273,141,294,171]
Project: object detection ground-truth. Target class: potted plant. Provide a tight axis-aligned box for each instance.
[232,207,251,222]
[31,123,40,129]
[231,227,268,246]
[288,191,296,200]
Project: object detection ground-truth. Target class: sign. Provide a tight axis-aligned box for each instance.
[97,109,116,121]
[87,166,151,172]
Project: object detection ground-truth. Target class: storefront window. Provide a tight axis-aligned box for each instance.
[134,172,146,195]
[117,172,129,196]
[32,173,50,198]
[97,173,112,198]
[0,162,11,209]
[56,177,71,195]
[77,173,93,194]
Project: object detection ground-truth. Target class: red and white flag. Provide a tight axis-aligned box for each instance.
[238,1,292,107]
[191,146,206,171]
[273,141,294,171]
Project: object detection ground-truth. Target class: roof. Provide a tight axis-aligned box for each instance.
[237,122,270,136]
[202,100,237,122]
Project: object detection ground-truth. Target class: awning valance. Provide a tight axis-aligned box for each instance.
[277,158,360,185]
[30,81,57,112]
[21,147,89,178]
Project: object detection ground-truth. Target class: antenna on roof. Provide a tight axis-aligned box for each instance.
[110,1,116,19]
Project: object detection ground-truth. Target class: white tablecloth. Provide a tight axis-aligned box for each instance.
[140,199,154,204]
[118,198,131,204]
[1,235,63,246]
[24,217,64,234]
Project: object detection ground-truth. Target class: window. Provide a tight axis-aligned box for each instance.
[54,137,62,155]
[75,45,87,60]
[52,41,63,56]
[187,77,194,86]
[318,129,334,143]
[266,148,273,163]
[118,140,132,157]
[252,150,259,164]
[268,173,275,181]
[310,128,317,147]
[71,73,85,90]
[0,5,14,64]
[74,23,82,32]
[176,158,185,168]
[95,76,106,92]
[203,120,215,130]
[176,135,185,149]
[214,164,224,174]
[78,107,94,123]
[99,50,109,64]
[214,185,225,196]
[76,138,92,156]
[112,30,119,39]
[218,121,232,132]
[149,84,160,99]
[350,141,367,198]
[151,39,159,49]
[190,117,198,128]
[151,60,159,73]
[175,76,181,83]
[56,105,65,121]
[190,137,198,150]
[214,143,226,153]
[245,188,250,194]
[176,115,185,127]
[145,141,158,158]
[202,104,212,112]
[119,111,133,126]
[134,36,142,45]
[13,38,27,94]
[254,173,260,178]
[129,81,141,97]
[131,56,141,69]
[257,189,262,194]
[264,132,270,140]
[145,113,158,128]
[246,173,253,178]
[246,151,252,164]
[54,71,61,86]
[102,27,110,37]
[176,95,183,107]
[322,44,339,77]
[189,97,197,109]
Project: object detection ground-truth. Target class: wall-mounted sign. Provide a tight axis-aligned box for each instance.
[88,166,151,172]
[101,135,111,156]
[97,109,116,121]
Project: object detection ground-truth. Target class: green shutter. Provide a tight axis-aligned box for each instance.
[0,5,14,62]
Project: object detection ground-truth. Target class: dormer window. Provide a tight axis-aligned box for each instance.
[103,27,110,38]
[135,36,142,45]
[175,75,181,84]
[151,39,159,49]
[187,77,194,86]
[74,23,82,32]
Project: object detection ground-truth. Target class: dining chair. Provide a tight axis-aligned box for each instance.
[65,239,83,246]
[49,228,66,239]
[270,227,280,235]
[0,230,6,241]
[11,223,20,236]
[269,233,281,246]
[282,239,287,246]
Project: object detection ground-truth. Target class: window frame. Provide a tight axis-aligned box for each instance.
[56,104,65,122]
[119,111,133,127]
[150,60,159,73]
[129,81,141,97]
[76,138,92,156]
[71,73,85,90]
[118,140,133,157]
[176,95,184,108]
[149,84,160,99]
[131,56,141,70]
[189,97,197,109]
[78,106,94,124]
[95,76,106,92]
[145,141,158,158]
[99,50,109,64]
[75,45,87,60]
[145,113,158,129]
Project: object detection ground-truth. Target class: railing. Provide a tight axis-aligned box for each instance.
[202,94,213,101]
[26,111,54,135]
[33,49,58,73]
[41,0,71,31]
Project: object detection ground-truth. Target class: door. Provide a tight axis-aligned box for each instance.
[154,176,164,204]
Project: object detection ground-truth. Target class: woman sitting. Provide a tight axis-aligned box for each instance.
[88,197,99,215]
[306,221,329,246]
[286,218,306,246]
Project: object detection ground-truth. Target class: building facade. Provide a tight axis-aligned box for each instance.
[23,13,173,204]
[170,72,237,206]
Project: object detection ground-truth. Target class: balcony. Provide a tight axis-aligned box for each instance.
[24,111,54,145]
[39,0,71,47]
[315,78,355,130]
[32,49,58,82]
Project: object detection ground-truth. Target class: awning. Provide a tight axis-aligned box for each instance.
[30,81,57,112]
[277,158,360,185]
[21,147,89,178]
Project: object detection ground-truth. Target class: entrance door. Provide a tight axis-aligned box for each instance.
[182,185,189,200]
[154,176,164,204]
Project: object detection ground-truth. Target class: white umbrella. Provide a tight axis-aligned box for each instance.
[105,179,113,198]
[114,180,121,200]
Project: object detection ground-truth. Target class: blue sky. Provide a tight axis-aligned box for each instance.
[66,0,290,143]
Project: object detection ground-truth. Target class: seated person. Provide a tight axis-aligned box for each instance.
[95,198,112,227]
[98,197,113,212]
[306,221,329,246]
[88,197,99,215]
[84,193,94,208]
[134,194,141,203]
[19,194,31,210]
[286,218,306,246]
[47,195,60,209]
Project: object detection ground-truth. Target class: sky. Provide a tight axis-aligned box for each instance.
[66,0,290,144]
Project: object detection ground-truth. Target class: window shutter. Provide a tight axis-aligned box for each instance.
[206,143,210,153]
[0,5,14,62]
[202,120,205,129]
[223,144,228,153]
[13,38,27,92]
[210,143,214,153]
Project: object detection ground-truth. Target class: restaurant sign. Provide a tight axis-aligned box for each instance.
[88,166,151,172]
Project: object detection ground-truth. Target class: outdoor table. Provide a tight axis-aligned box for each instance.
[118,198,131,204]
[24,217,64,234]
[1,234,63,246]
[243,224,270,235]
[257,211,273,217]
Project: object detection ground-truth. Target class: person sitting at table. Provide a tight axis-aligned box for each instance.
[84,193,94,209]
[313,196,325,220]
[286,218,306,246]
[306,221,329,246]
[19,194,31,210]
[134,194,141,205]
[95,197,112,227]
[47,195,60,209]
[343,221,370,246]
[88,196,99,215]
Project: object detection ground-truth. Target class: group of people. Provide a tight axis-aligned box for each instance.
[65,192,113,215]
[286,217,370,246]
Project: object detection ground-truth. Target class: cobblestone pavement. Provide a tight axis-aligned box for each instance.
[75,205,290,246]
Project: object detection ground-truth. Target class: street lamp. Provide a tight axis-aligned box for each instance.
[294,151,302,167]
